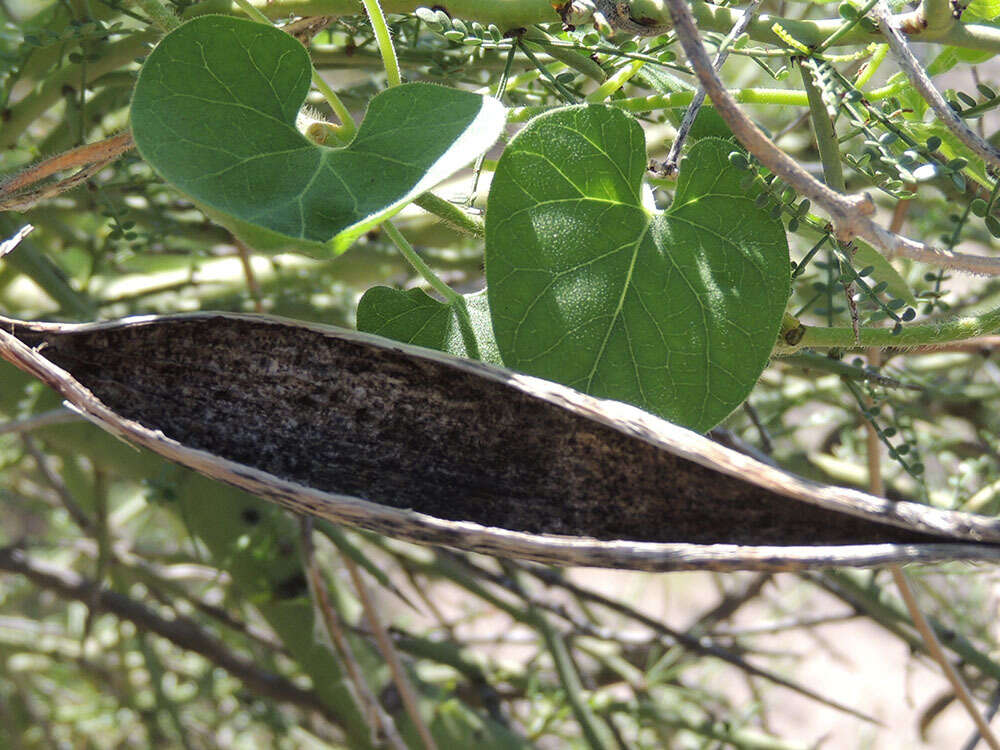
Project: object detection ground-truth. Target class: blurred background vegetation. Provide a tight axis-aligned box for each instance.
[4,0,1000,747]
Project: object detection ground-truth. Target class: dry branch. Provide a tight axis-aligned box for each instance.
[663,0,1000,275]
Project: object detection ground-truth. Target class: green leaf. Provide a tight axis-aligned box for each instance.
[965,0,1000,21]
[357,287,501,364]
[485,109,789,432]
[926,47,961,77]
[131,15,505,255]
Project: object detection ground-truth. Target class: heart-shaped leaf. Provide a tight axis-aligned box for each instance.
[485,108,789,432]
[357,287,500,364]
[131,15,505,254]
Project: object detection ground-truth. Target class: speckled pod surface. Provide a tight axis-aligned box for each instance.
[3,311,1000,571]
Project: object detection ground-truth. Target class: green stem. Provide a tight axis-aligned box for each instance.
[310,71,358,140]
[855,43,887,89]
[922,0,956,33]
[517,42,578,103]
[232,0,271,23]
[799,62,845,192]
[382,221,462,306]
[514,572,614,750]
[239,0,1000,53]
[816,0,880,52]
[361,0,402,87]
[520,29,607,83]
[133,0,179,31]
[232,0,358,138]
[508,79,910,122]
[781,306,1000,351]
[383,220,480,357]
[585,59,646,102]
[413,193,485,238]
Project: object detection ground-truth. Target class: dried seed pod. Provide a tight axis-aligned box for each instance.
[2,312,1000,571]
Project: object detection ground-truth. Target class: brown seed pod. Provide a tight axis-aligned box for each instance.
[2,311,1000,571]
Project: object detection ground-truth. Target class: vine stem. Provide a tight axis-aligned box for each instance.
[361,0,402,87]
[382,221,479,353]
[663,0,1000,276]
[310,71,358,140]
[246,0,1000,53]
[874,0,1000,172]
[778,306,1000,351]
[413,193,484,238]
[383,221,462,306]
[0,132,135,212]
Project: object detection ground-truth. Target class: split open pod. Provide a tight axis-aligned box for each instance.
[3,312,1000,571]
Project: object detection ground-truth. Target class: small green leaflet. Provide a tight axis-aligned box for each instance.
[357,287,500,364]
[485,107,790,432]
[131,15,505,254]
[853,243,917,308]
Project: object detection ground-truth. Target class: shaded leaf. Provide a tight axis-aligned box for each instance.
[357,287,500,364]
[131,15,505,254]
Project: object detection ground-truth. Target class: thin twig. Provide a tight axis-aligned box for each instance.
[299,520,407,750]
[658,0,763,175]
[663,0,1000,275]
[480,557,877,723]
[21,436,94,534]
[864,348,885,498]
[0,158,118,213]
[962,686,1000,750]
[0,545,337,720]
[0,409,82,437]
[342,553,438,750]
[889,566,1000,750]
[874,0,1000,173]
[233,238,264,313]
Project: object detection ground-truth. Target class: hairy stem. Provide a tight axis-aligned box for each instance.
[779,305,1000,351]
[236,0,1000,52]
[361,0,403,86]
[133,0,180,31]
